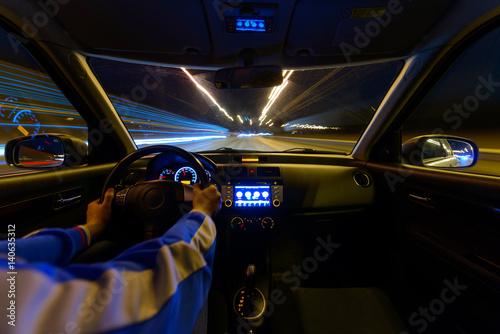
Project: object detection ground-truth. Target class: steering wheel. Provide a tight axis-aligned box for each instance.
[100,145,209,241]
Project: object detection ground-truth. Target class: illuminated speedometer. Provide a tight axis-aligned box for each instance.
[159,168,175,180]
[174,166,197,184]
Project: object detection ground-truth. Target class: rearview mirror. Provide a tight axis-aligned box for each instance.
[215,66,283,89]
[5,134,88,168]
[402,135,478,168]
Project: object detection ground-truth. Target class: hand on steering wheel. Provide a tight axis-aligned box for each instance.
[192,183,222,217]
[101,145,212,241]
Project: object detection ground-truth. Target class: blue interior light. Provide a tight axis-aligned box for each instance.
[236,18,266,32]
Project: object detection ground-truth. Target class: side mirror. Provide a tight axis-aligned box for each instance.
[214,66,283,89]
[5,134,88,168]
[402,135,478,168]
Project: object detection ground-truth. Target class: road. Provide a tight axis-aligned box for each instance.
[172,135,355,153]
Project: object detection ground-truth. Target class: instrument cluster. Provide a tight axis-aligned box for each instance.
[157,165,212,185]
[146,153,216,186]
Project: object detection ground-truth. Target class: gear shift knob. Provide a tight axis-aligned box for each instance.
[245,264,256,291]
[234,264,265,320]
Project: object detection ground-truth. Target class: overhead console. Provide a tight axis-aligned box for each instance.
[222,4,276,34]
[204,1,296,65]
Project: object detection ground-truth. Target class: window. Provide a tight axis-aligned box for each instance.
[402,25,500,176]
[90,57,402,154]
[0,27,87,175]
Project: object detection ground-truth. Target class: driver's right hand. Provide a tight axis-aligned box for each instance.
[192,183,222,217]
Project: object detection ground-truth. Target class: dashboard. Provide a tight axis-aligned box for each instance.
[137,152,376,233]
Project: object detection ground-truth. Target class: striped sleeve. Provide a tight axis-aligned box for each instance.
[0,211,217,334]
[1,226,90,265]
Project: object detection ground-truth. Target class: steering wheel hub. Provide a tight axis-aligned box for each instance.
[101,145,210,241]
[143,187,166,210]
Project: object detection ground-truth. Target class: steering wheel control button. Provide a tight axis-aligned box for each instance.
[114,188,129,208]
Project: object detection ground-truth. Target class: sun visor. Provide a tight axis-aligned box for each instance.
[55,0,211,55]
[285,0,453,61]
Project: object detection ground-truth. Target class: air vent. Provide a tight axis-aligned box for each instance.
[225,167,248,177]
[353,171,371,187]
[257,167,280,177]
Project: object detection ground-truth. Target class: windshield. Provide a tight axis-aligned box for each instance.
[90,58,402,154]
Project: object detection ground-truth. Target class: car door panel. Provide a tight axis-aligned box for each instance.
[368,163,500,297]
[0,164,114,237]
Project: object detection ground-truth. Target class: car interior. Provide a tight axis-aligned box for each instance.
[1,0,500,333]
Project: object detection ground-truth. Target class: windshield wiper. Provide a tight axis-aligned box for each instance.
[215,147,238,152]
[283,147,316,153]
[281,147,348,155]
[199,147,251,153]
[197,147,348,155]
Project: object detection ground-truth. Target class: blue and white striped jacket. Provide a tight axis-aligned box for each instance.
[0,211,216,334]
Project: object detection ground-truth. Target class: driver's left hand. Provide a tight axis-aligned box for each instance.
[85,188,114,240]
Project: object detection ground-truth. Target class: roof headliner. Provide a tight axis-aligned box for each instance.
[1,0,500,68]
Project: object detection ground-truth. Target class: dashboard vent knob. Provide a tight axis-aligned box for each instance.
[353,171,371,187]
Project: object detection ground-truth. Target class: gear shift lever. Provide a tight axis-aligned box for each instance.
[245,264,256,292]
[234,264,265,321]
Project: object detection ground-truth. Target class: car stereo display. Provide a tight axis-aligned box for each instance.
[234,185,270,207]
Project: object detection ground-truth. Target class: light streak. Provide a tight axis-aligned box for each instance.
[284,123,342,130]
[0,62,74,107]
[111,95,228,134]
[237,133,273,138]
[181,68,234,121]
[258,70,293,125]
[0,123,87,130]
[135,135,227,147]
[0,61,231,153]
[237,115,243,123]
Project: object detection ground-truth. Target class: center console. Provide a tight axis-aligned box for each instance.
[221,180,283,232]
[214,165,283,332]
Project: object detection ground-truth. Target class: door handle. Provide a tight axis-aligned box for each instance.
[54,192,82,209]
[57,194,81,204]
[408,192,435,207]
